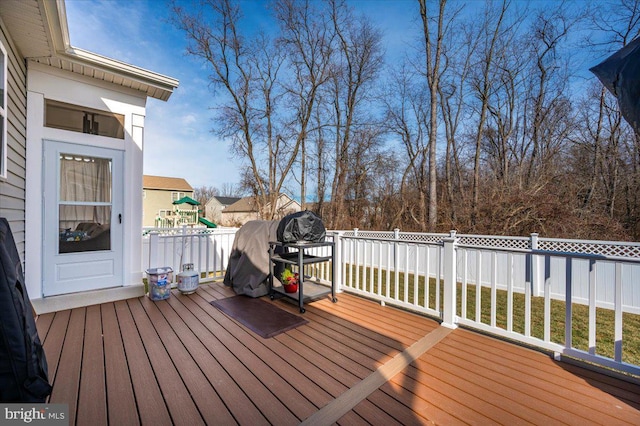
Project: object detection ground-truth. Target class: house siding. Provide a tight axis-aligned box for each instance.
[0,18,27,261]
[143,189,195,227]
[204,198,223,223]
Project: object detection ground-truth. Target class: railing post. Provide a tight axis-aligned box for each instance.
[442,231,458,329]
[530,233,541,297]
[149,232,159,269]
[181,224,188,265]
[393,228,400,299]
[333,231,344,293]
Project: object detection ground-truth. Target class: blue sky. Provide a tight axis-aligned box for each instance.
[64,0,419,191]
[64,0,611,193]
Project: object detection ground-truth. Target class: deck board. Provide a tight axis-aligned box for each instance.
[114,300,173,425]
[101,302,139,426]
[433,331,625,423]
[191,288,334,417]
[169,290,279,425]
[139,296,224,423]
[41,309,71,383]
[50,308,85,426]
[35,310,54,341]
[76,305,107,426]
[127,298,205,425]
[37,282,640,425]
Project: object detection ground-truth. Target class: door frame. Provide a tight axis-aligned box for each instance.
[42,140,124,297]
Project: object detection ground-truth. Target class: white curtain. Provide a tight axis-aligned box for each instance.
[59,155,111,230]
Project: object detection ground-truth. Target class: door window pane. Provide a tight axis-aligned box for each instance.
[58,154,112,253]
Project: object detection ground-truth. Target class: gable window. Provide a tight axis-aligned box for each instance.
[45,99,125,139]
[0,41,6,179]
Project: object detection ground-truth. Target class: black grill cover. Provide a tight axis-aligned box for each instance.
[277,211,326,243]
[0,218,52,402]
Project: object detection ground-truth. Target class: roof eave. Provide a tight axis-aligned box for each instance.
[40,0,178,101]
[57,47,179,101]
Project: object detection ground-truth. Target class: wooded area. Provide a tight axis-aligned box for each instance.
[173,0,640,240]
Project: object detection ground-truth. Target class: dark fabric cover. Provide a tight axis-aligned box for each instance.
[0,218,52,402]
[590,37,640,134]
[277,210,326,243]
[223,220,279,297]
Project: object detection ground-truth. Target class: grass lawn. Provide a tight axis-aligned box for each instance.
[342,265,640,366]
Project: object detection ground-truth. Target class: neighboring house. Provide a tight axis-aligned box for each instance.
[0,1,178,313]
[142,175,197,227]
[221,194,301,226]
[204,196,241,224]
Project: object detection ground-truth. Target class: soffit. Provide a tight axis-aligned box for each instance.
[0,0,178,101]
[0,0,53,58]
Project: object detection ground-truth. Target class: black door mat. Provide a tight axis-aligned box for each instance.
[210,296,308,338]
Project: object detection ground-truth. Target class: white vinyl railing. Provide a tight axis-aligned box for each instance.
[336,230,444,318]
[333,229,640,377]
[144,226,640,377]
[142,226,238,282]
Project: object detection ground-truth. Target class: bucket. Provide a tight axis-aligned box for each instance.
[146,267,173,301]
[177,263,199,294]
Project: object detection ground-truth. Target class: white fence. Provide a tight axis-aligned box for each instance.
[336,230,640,314]
[335,229,640,377]
[142,226,238,282]
[143,226,640,376]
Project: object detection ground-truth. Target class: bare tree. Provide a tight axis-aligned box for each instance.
[219,182,242,197]
[327,0,384,229]
[172,0,302,220]
[522,4,579,188]
[468,0,511,230]
[273,0,335,211]
[435,2,469,227]
[418,0,448,231]
[574,0,640,235]
[193,185,218,208]
[382,64,429,230]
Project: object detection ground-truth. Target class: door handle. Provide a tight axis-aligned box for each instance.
[118,214,122,224]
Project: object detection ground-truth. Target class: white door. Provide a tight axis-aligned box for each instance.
[43,141,124,296]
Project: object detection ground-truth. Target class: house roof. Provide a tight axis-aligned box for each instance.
[223,196,256,213]
[223,194,300,213]
[213,196,242,206]
[0,0,178,101]
[143,175,193,191]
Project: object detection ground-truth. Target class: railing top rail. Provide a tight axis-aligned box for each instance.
[531,249,640,264]
[330,229,640,259]
[142,227,239,237]
[339,234,446,245]
[454,243,640,264]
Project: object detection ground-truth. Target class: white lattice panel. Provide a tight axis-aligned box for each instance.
[457,235,530,250]
[538,239,640,258]
[398,232,447,243]
[357,231,396,239]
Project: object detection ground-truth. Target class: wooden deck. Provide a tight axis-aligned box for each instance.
[36,282,640,425]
